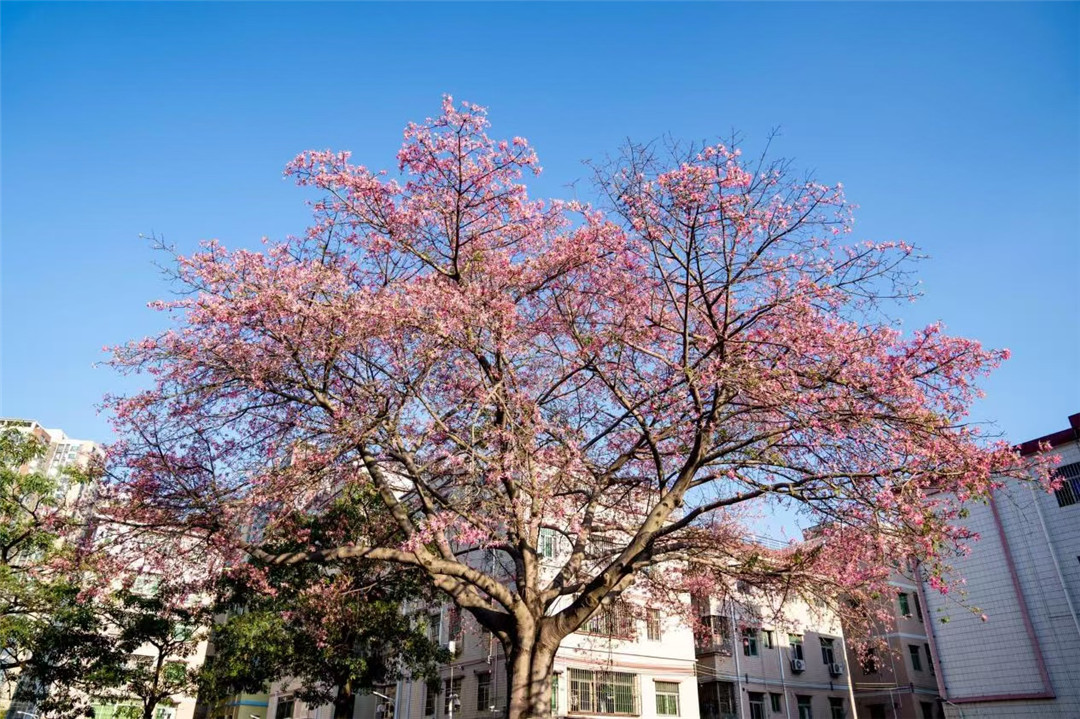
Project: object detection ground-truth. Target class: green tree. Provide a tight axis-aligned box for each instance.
[201,491,446,719]
[1,428,111,683]
[86,587,209,719]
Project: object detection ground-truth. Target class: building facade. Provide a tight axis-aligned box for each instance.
[844,573,940,719]
[694,590,854,719]
[918,413,1080,718]
[268,598,701,719]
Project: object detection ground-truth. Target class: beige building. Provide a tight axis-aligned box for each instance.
[844,573,940,719]
[694,585,854,719]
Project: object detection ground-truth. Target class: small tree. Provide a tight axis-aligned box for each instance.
[87,587,209,719]
[200,490,447,719]
[107,98,1045,719]
[1,427,120,705]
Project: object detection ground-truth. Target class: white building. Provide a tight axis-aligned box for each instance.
[919,412,1080,718]
[268,528,700,719]
[694,584,855,719]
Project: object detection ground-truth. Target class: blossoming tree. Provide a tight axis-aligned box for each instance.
[107,98,1040,719]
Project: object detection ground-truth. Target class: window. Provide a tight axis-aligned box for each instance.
[789,634,804,660]
[425,684,437,716]
[796,696,812,719]
[762,630,775,649]
[568,668,638,715]
[769,694,782,712]
[820,637,835,664]
[869,706,886,719]
[742,628,759,656]
[132,573,161,597]
[829,698,845,719]
[647,609,662,641]
[748,693,765,719]
[913,594,923,622]
[477,673,492,712]
[427,612,442,643]
[1053,462,1080,507]
[552,674,560,715]
[861,647,878,674]
[908,644,923,672]
[920,702,934,719]
[587,535,617,559]
[444,678,463,715]
[898,593,911,617]
[699,615,731,653]
[582,601,634,638]
[275,698,295,719]
[925,644,935,675]
[654,682,680,716]
[447,606,462,644]
[539,529,557,559]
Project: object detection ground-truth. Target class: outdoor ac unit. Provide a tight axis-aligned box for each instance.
[829,662,844,675]
[790,658,806,672]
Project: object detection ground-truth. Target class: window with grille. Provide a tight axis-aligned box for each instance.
[646,609,662,641]
[654,682,679,716]
[698,615,731,653]
[743,628,759,656]
[789,634,804,660]
[425,684,437,716]
[552,673,560,715]
[748,693,764,719]
[539,529,558,559]
[582,601,634,638]
[796,696,813,719]
[275,698,295,719]
[477,673,491,712]
[1054,462,1080,507]
[444,678,462,715]
[568,669,639,715]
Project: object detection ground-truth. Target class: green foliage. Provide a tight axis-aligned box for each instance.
[0,428,97,682]
[201,490,447,712]
[84,587,209,719]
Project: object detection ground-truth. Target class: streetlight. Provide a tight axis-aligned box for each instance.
[373,691,394,719]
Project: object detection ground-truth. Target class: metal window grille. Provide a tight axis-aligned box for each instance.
[568,669,638,715]
[1054,462,1080,507]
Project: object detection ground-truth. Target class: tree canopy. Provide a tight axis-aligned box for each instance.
[105,97,1043,719]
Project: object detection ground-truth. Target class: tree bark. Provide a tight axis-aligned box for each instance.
[504,630,558,719]
[333,685,355,719]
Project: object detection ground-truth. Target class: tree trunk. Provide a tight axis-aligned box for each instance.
[142,700,158,719]
[505,633,558,719]
[333,686,355,719]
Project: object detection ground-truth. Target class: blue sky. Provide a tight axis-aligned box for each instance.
[2,2,1077,449]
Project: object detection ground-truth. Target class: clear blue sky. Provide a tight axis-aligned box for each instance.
[2,2,1077,448]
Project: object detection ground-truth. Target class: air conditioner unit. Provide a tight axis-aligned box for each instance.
[790,658,806,672]
[829,662,844,676]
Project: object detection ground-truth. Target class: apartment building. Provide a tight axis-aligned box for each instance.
[844,573,940,719]
[266,525,700,719]
[694,588,854,719]
[918,412,1080,718]
[267,596,701,719]
[0,417,101,503]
